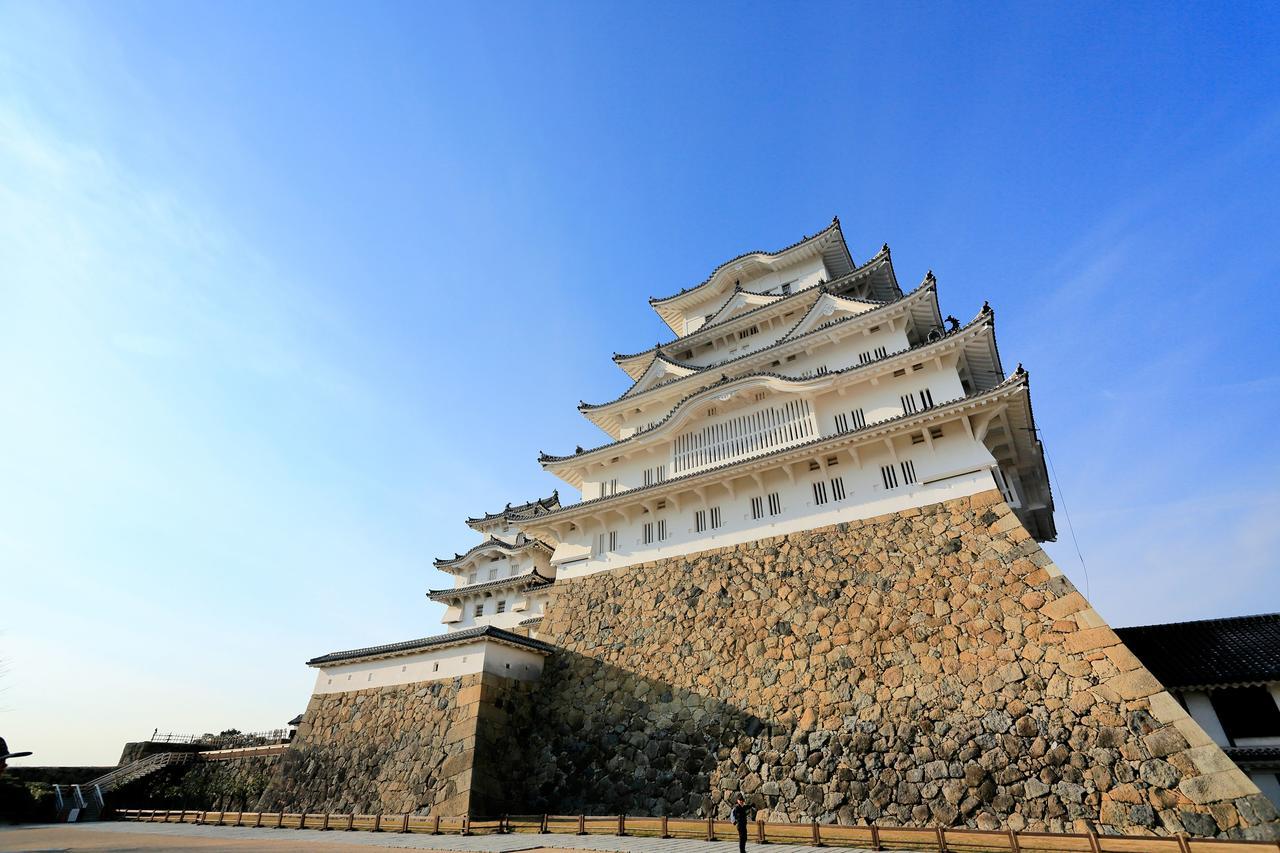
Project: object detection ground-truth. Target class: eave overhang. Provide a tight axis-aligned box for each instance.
[522,369,1035,529]
[433,535,553,572]
[464,492,561,532]
[648,219,854,332]
[583,277,941,438]
[306,625,556,667]
[427,569,555,602]
[617,241,896,379]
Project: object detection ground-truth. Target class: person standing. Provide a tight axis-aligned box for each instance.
[730,794,751,853]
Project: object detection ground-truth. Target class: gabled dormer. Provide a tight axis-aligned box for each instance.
[781,292,883,341]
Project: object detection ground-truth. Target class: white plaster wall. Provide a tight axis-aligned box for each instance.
[1182,691,1230,746]
[311,641,545,695]
[1249,772,1280,810]
[557,444,1001,580]
[583,359,963,499]
[613,317,910,437]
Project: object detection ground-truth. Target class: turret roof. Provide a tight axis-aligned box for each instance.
[427,568,555,601]
[552,298,986,466]
[585,276,938,415]
[464,492,561,528]
[305,625,556,667]
[433,532,552,569]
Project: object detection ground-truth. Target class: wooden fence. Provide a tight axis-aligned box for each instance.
[115,809,1280,852]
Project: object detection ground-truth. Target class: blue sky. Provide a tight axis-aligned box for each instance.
[2,1,1278,765]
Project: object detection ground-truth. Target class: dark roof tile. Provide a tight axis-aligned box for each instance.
[1115,613,1280,689]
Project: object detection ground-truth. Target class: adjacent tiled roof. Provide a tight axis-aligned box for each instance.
[649,219,849,306]
[433,533,552,568]
[1224,746,1280,766]
[287,714,304,727]
[465,492,560,526]
[549,306,991,463]
[305,625,556,666]
[1115,613,1280,689]
[427,569,554,600]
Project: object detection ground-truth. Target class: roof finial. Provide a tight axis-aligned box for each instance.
[981,300,992,314]
[945,315,959,332]
[831,215,840,227]
[1016,363,1027,376]
[881,242,890,254]
[575,445,584,454]
[926,269,935,281]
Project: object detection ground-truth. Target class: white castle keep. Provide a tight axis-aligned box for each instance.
[305,219,1055,690]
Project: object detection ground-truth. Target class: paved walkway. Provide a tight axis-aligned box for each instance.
[0,822,866,853]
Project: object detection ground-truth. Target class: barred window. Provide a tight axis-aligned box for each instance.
[750,496,764,520]
[767,492,781,516]
[813,480,829,506]
[643,522,654,545]
[881,464,899,490]
[694,510,706,533]
[831,476,846,501]
[710,506,722,529]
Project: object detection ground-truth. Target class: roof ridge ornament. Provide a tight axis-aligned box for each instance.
[832,215,840,227]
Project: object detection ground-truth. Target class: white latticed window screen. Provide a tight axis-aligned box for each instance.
[673,400,816,475]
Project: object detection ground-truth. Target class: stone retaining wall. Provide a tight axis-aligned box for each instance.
[255,672,520,816]
[506,490,1278,840]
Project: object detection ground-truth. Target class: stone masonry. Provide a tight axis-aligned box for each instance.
[231,489,1277,839]
[256,673,517,817]
[502,490,1279,839]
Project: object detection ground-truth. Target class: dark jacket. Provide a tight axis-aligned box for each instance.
[730,803,750,831]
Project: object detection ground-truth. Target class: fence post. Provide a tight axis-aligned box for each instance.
[433,814,441,834]
[400,812,410,833]
[462,815,470,836]
[1087,829,1101,853]
[298,810,307,830]
[178,809,186,824]
[578,814,586,835]
[1176,835,1192,853]
[813,820,821,845]
[346,810,355,831]
[870,823,881,851]
[372,813,381,832]
[1008,827,1021,852]
[254,812,263,828]
[707,814,714,841]
[662,815,670,839]
[276,811,284,829]
[541,814,548,834]
[618,814,625,836]
[320,812,329,831]
[936,825,947,852]
[757,818,765,844]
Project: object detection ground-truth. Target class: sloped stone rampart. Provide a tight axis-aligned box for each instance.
[255,674,494,816]
[508,490,1279,840]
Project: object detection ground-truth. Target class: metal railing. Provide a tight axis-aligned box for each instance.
[115,808,1280,851]
[88,752,192,793]
[147,729,290,748]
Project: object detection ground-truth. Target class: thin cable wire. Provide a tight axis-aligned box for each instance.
[1043,441,1090,600]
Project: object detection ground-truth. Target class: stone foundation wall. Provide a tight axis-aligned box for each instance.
[256,672,520,816]
[123,755,281,811]
[505,490,1278,840]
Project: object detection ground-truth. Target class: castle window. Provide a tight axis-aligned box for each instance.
[710,506,722,529]
[643,522,654,545]
[913,363,924,371]
[474,603,484,617]
[755,391,766,401]
[644,468,654,486]
[656,464,666,483]
[875,346,887,359]
[893,368,907,378]
[826,456,839,467]
[912,432,925,445]
[834,412,848,432]
[608,478,618,496]
[657,519,668,541]
[750,496,764,520]
[737,325,759,340]
[831,476,847,501]
[488,567,498,580]
[496,600,506,614]
[707,406,718,416]
[901,460,917,485]
[812,480,829,506]
[881,464,900,490]
[930,426,944,440]
[433,662,439,672]
[808,460,820,471]
[767,492,781,516]
[851,408,866,429]
[694,510,707,533]
[468,573,476,585]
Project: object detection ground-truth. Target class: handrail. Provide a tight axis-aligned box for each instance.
[87,751,192,792]
[112,808,1280,850]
